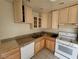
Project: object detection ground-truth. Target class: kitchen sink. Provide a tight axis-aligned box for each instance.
[51,33,58,38]
[32,33,43,38]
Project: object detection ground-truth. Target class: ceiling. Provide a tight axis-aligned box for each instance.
[6,0,78,12]
[26,0,78,12]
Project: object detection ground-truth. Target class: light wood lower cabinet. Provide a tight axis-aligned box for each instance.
[46,39,55,52]
[35,41,41,54]
[35,37,56,54]
[46,39,50,50]
[40,39,45,49]
[5,52,20,59]
[1,48,20,59]
[35,39,45,54]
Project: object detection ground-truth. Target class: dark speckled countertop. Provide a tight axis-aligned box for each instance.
[16,37,35,47]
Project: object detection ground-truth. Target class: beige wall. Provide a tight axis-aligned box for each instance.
[0,0,42,40]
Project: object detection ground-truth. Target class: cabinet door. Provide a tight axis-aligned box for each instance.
[47,12,52,28]
[50,41,55,51]
[46,39,55,52]
[38,18,42,28]
[1,48,20,59]
[40,39,45,49]
[5,52,20,59]
[59,8,69,24]
[35,41,41,54]
[52,10,59,29]
[41,13,48,28]
[69,5,78,24]
[25,6,33,23]
[13,0,23,22]
[33,17,38,28]
[46,39,50,50]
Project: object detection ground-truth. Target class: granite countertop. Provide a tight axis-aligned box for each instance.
[16,35,55,47]
[16,37,35,47]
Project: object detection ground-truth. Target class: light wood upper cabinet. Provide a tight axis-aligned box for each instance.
[59,8,69,24]
[32,12,42,29]
[25,6,33,23]
[13,0,33,23]
[52,5,78,26]
[69,5,78,24]
[52,10,59,29]
[33,17,42,28]
[47,12,52,28]
[13,0,23,23]
[41,12,48,28]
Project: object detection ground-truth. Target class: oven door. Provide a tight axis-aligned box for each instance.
[55,41,77,59]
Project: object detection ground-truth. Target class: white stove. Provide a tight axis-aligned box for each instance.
[55,31,78,59]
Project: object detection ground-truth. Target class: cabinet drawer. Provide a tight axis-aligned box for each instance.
[5,52,20,59]
[1,48,20,58]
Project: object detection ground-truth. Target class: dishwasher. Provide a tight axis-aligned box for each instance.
[21,42,34,59]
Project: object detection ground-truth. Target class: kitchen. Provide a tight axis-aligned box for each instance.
[0,0,78,59]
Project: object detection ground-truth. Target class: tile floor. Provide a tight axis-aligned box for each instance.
[32,49,58,59]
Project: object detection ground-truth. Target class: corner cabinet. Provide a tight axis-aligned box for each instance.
[34,38,45,54]
[69,5,78,24]
[45,38,56,52]
[34,37,56,54]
